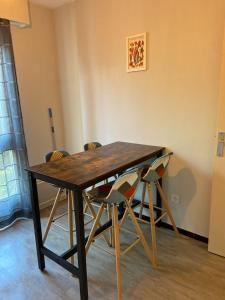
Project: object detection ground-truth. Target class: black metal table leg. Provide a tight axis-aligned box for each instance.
[28,172,45,270]
[73,190,88,300]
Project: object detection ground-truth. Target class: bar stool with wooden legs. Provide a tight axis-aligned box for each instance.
[84,142,116,246]
[83,142,107,192]
[85,169,153,300]
[42,150,96,264]
[137,152,180,266]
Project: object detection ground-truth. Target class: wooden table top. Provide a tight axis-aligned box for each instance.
[26,142,164,190]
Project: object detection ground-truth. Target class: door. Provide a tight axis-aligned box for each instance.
[208,28,225,257]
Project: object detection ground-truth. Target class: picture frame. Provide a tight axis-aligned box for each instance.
[126,32,146,72]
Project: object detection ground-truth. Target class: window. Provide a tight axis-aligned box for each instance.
[0,150,19,201]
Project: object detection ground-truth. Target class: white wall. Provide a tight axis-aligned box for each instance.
[11,4,65,204]
[54,0,225,237]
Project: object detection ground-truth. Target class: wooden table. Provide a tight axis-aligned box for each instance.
[26,142,164,300]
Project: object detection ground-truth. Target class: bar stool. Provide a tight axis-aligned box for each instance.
[138,152,180,266]
[83,142,115,246]
[83,142,111,186]
[42,150,71,244]
[85,169,153,300]
[42,150,96,264]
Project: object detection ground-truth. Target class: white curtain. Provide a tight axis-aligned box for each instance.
[0,18,31,229]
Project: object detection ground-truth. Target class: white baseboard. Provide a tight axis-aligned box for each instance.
[39,197,55,210]
[37,180,66,210]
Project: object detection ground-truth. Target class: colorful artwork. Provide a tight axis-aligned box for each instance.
[126,33,146,72]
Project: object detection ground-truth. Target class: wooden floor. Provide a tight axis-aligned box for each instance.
[0,202,225,300]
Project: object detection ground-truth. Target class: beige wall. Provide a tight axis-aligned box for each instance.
[0,0,30,26]
[54,0,225,237]
[54,6,83,153]
[11,3,64,165]
[11,4,65,204]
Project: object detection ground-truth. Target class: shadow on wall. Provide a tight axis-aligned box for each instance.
[164,168,197,206]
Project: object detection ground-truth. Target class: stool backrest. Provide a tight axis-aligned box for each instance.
[142,153,172,183]
[84,142,102,151]
[45,150,70,162]
[106,170,140,204]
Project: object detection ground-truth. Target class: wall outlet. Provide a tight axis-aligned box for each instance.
[171,194,180,205]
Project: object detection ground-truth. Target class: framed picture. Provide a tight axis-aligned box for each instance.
[126,32,146,72]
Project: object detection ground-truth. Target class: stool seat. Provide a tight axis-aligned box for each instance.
[84,142,102,151]
[87,181,114,202]
[87,171,139,205]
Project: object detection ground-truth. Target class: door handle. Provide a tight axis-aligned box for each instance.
[217,132,225,157]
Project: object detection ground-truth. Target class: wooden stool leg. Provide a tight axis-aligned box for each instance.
[139,182,146,219]
[113,205,122,300]
[119,207,128,229]
[83,202,88,214]
[107,204,114,247]
[68,191,74,264]
[124,197,153,266]
[156,182,180,237]
[119,193,135,228]
[147,183,158,267]
[43,188,62,243]
[84,194,111,247]
[82,193,94,217]
[86,203,105,253]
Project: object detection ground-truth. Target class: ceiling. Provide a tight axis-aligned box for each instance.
[30,0,75,9]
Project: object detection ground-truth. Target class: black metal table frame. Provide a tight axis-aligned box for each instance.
[28,151,163,300]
